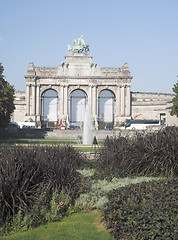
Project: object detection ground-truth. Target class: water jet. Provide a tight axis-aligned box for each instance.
[82,104,93,145]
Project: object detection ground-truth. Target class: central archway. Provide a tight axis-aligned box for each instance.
[98,89,115,128]
[69,89,87,126]
[41,89,59,122]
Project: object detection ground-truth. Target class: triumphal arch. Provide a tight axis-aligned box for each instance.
[24,35,132,128]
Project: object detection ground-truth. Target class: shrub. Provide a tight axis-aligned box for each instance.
[0,145,85,230]
[104,178,178,240]
[75,169,158,211]
[96,127,178,178]
[23,188,72,227]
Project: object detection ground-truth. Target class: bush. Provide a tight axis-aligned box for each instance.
[104,178,178,240]
[0,145,85,230]
[96,127,178,178]
[75,170,158,211]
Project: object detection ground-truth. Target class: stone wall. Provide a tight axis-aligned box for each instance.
[11,90,178,127]
[11,91,26,122]
[131,92,178,126]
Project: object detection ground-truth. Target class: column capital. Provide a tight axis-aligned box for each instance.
[120,84,127,88]
[29,82,36,87]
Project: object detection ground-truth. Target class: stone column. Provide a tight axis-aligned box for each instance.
[26,84,30,115]
[121,85,125,116]
[116,86,121,117]
[31,84,36,116]
[36,84,40,116]
[92,85,98,128]
[125,85,131,116]
[93,85,97,116]
[88,85,92,110]
[60,85,64,116]
[64,85,68,116]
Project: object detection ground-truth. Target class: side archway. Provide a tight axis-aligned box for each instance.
[98,89,115,127]
[69,89,87,126]
[41,89,59,122]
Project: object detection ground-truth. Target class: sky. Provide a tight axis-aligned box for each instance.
[0,0,178,94]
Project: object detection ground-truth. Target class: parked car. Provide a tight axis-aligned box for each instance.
[68,125,80,130]
[22,125,28,129]
[57,125,66,130]
[105,125,113,130]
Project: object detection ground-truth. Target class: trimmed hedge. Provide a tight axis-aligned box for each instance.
[96,127,178,178]
[104,178,178,240]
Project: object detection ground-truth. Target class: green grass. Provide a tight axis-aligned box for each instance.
[74,146,101,152]
[0,212,112,240]
[0,139,77,145]
[0,138,104,146]
[0,139,102,152]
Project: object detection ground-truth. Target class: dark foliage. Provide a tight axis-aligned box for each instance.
[171,82,178,117]
[0,145,85,225]
[0,63,15,128]
[96,127,178,178]
[104,178,178,240]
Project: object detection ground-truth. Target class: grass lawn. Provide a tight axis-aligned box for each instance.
[0,139,77,145]
[0,139,102,152]
[0,212,112,240]
[74,146,101,152]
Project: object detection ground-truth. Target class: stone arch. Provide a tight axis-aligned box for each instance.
[68,86,89,97]
[40,85,60,96]
[98,89,115,127]
[69,89,88,126]
[41,88,59,122]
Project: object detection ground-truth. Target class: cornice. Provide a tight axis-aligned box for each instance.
[35,76,133,80]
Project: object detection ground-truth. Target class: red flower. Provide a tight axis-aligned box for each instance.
[59,202,63,205]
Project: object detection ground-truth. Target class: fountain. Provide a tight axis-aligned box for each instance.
[82,104,93,145]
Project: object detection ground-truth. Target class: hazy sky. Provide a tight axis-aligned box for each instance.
[0,0,178,93]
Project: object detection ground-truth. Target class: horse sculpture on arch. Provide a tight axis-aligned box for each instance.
[67,34,89,53]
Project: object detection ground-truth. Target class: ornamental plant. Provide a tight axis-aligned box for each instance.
[104,178,178,240]
[0,145,85,232]
[96,127,178,178]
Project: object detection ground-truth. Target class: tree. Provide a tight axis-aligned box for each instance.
[170,81,178,117]
[0,63,15,128]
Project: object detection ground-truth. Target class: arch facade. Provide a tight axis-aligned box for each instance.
[41,89,59,122]
[98,89,115,126]
[24,52,132,128]
[69,89,87,126]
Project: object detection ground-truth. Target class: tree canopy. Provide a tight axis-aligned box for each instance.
[0,63,15,128]
[170,81,178,117]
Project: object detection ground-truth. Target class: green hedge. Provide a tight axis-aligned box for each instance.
[104,178,178,240]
